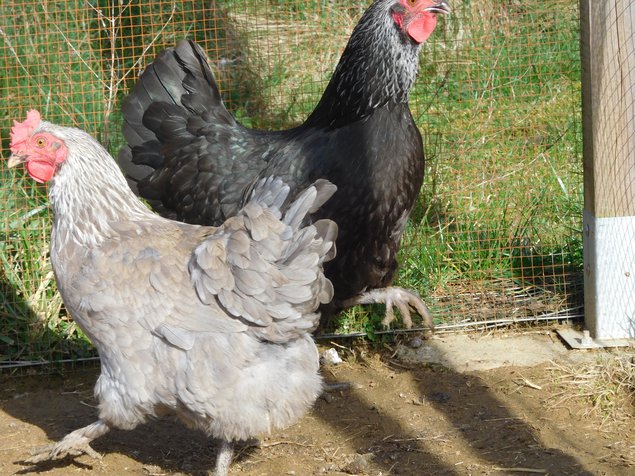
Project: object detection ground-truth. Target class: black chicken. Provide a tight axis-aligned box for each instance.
[118,0,450,328]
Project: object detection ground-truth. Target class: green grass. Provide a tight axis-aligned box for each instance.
[1,0,584,362]
[0,167,94,363]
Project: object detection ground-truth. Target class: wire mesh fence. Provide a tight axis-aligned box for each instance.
[0,0,583,369]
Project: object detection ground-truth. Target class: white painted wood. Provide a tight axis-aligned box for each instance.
[583,210,635,339]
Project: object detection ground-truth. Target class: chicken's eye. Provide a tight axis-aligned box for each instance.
[35,137,47,148]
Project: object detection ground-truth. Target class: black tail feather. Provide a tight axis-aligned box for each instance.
[117,39,228,192]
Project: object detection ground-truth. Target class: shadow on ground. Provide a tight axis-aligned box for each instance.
[1,333,630,475]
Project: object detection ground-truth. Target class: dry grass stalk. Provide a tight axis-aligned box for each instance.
[548,352,635,425]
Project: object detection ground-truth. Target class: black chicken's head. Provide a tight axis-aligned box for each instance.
[390,0,451,44]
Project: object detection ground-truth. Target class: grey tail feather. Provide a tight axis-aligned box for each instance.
[250,176,291,210]
[312,219,338,262]
[308,179,338,213]
[283,180,336,230]
[249,177,336,233]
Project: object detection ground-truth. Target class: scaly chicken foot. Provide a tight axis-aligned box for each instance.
[214,439,234,476]
[342,286,434,330]
[26,420,110,464]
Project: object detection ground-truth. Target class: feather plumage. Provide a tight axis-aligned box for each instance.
[117,0,449,326]
[9,116,337,475]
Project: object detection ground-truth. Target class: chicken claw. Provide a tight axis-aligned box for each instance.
[26,420,109,464]
[343,286,434,330]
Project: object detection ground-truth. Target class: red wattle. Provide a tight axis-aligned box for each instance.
[26,160,56,183]
[407,15,437,44]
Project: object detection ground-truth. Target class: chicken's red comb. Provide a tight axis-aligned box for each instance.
[10,110,41,153]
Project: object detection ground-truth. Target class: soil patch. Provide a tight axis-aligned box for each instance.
[1,331,633,475]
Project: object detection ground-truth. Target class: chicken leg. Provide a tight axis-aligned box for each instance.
[342,286,434,330]
[26,419,110,463]
[26,421,235,476]
[215,440,234,476]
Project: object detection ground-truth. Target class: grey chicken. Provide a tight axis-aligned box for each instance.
[8,110,337,475]
[118,0,450,329]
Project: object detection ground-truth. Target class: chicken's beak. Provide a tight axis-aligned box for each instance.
[425,0,451,15]
[7,154,27,168]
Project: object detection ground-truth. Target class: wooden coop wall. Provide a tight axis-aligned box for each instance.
[0,0,582,368]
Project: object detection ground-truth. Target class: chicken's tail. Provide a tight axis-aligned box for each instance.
[249,176,338,266]
[190,176,338,341]
[117,39,232,216]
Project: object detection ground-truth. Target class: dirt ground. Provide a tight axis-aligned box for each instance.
[1,331,633,476]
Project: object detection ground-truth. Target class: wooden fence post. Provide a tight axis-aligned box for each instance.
[581,0,635,340]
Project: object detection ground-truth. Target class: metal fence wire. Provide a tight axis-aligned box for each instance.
[0,0,582,368]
